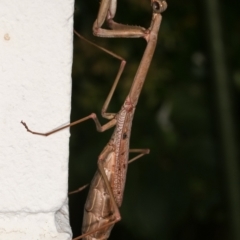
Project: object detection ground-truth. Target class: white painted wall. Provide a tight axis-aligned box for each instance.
[0,0,73,239]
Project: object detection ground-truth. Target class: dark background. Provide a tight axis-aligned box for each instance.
[68,0,240,239]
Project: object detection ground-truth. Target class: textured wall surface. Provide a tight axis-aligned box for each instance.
[0,0,73,239]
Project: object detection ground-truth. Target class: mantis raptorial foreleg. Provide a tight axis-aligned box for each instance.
[93,0,147,38]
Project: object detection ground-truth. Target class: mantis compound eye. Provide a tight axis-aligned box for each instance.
[152,0,167,13]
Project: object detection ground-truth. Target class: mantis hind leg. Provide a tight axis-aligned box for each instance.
[71,147,150,240]
[128,148,150,163]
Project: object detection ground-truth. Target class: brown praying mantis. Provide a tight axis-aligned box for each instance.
[21,0,167,239]
[76,1,167,240]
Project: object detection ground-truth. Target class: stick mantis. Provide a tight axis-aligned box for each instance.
[75,1,167,240]
[21,0,167,239]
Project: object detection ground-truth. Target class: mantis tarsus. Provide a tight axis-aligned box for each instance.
[21,0,167,239]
